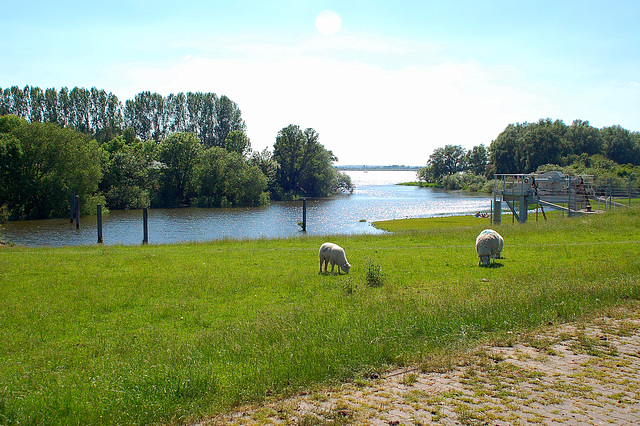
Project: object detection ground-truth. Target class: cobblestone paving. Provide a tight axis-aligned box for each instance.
[201,309,640,425]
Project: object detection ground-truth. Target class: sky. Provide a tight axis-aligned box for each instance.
[1,1,639,166]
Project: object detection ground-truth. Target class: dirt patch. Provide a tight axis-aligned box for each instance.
[199,307,640,425]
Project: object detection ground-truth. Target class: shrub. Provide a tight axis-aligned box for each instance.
[365,258,385,287]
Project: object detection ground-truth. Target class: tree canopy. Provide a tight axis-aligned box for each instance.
[420,118,639,192]
[0,85,354,220]
[272,125,351,199]
[0,115,103,218]
[0,85,246,147]
[489,119,640,174]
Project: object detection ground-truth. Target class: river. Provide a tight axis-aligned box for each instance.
[1,171,491,247]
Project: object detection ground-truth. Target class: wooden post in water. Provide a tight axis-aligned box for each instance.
[97,205,103,244]
[75,195,80,229]
[70,193,75,223]
[302,198,307,232]
[142,208,149,244]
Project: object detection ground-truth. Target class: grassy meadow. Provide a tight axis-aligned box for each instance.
[1,208,640,424]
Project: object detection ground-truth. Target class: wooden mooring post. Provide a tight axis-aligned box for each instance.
[142,208,149,244]
[302,198,307,232]
[97,205,103,244]
[75,195,80,229]
[69,193,75,223]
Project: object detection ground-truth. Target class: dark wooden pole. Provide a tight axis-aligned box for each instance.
[302,198,307,232]
[75,195,80,229]
[97,205,103,244]
[142,208,149,244]
[70,193,75,223]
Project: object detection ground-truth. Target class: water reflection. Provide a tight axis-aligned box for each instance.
[2,171,491,247]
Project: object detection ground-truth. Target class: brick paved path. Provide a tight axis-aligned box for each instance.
[201,307,640,425]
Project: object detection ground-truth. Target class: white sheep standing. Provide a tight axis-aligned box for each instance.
[319,242,351,274]
[475,229,504,266]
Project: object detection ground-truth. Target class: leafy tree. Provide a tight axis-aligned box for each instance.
[100,136,156,209]
[224,130,251,156]
[0,116,102,218]
[427,144,468,180]
[213,95,246,149]
[601,125,639,165]
[155,132,203,207]
[466,144,489,176]
[522,119,564,172]
[273,125,341,198]
[194,147,268,207]
[334,171,354,194]
[249,148,279,194]
[565,119,604,157]
[417,165,435,184]
[43,88,59,124]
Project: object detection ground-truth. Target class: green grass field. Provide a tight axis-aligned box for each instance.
[1,209,640,424]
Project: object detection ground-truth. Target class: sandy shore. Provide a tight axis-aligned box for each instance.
[200,304,640,425]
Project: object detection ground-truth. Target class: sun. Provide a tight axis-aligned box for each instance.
[315,10,342,35]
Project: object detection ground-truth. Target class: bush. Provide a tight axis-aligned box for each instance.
[0,204,8,223]
[365,258,385,287]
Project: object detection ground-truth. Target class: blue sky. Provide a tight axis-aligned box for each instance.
[1,0,638,166]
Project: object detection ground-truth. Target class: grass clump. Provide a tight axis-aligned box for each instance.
[365,257,385,287]
[0,208,639,424]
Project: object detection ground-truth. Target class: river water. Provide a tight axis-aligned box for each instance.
[1,171,491,247]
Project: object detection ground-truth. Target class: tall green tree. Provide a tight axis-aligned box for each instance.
[489,122,533,174]
[194,147,268,207]
[272,125,340,198]
[0,115,102,218]
[427,144,468,180]
[249,148,279,195]
[155,132,203,207]
[213,95,246,149]
[100,136,156,209]
[565,119,604,157]
[522,119,565,172]
[224,130,251,157]
[602,125,639,165]
[466,144,489,176]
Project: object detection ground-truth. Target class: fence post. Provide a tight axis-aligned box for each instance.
[97,205,103,244]
[568,176,572,217]
[302,198,307,232]
[75,195,80,229]
[609,177,613,210]
[142,208,149,244]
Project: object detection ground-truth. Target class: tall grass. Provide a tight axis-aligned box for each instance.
[1,209,640,424]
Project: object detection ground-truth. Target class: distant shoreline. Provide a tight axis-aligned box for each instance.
[336,165,421,171]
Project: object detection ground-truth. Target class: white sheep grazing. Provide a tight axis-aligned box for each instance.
[319,242,351,274]
[476,229,504,266]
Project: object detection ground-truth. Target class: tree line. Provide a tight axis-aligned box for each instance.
[419,118,640,191]
[0,85,246,148]
[0,85,352,221]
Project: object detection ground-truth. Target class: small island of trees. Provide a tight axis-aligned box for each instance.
[0,85,353,221]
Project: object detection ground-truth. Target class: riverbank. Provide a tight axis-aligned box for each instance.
[1,209,639,424]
